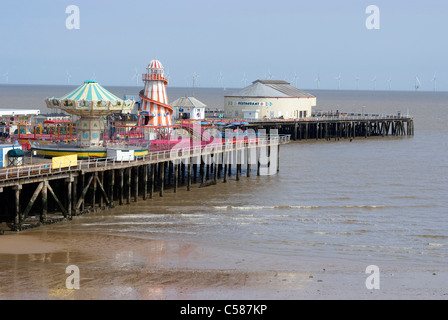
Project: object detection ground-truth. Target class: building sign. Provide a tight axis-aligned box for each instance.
[236,101,273,107]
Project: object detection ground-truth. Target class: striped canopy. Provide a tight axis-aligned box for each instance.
[59,80,121,102]
[148,59,163,70]
[45,80,135,116]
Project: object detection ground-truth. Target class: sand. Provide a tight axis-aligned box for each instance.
[1,228,447,301]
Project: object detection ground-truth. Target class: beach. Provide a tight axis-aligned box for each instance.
[1,225,447,300]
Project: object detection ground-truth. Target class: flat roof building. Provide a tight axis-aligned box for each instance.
[224,79,316,120]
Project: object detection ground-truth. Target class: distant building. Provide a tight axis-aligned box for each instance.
[171,96,206,120]
[205,107,225,119]
[33,113,72,125]
[224,79,316,120]
[123,94,140,114]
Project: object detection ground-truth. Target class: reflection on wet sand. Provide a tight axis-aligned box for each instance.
[0,231,313,299]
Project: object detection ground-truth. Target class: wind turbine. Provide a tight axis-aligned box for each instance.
[315,73,321,89]
[371,75,377,91]
[165,68,171,83]
[292,72,299,87]
[241,73,248,87]
[355,76,360,90]
[132,68,139,86]
[66,71,72,85]
[192,72,199,88]
[387,77,392,90]
[335,73,342,90]
[431,72,437,92]
[91,71,96,81]
[266,69,273,80]
[218,72,224,88]
[3,71,8,84]
[415,75,421,91]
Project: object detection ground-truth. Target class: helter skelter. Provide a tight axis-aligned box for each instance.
[138,59,173,128]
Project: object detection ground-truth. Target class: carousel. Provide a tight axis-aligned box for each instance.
[31,80,149,159]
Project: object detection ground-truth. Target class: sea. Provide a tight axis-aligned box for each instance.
[0,84,447,299]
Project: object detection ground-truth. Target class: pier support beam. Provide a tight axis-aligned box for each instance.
[22,182,43,221]
[187,161,192,191]
[41,181,48,223]
[236,150,240,181]
[277,144,280,173]
[127,167,131,204]
[119,169,124,205]
[99,172,104,208]
[159,162,165,197]
[96,174,110,207]
[247,148,251,177]
[66,176,73,219]
[134,166,139,202]
[174,162,178,193]
[223,151,228,183]
[47,182,68,218]
[109,170,115,208]
[143,165,148,200]
[150,164,155,199]
[13,185,22,230]
[92,172,97,210]
[213,158,218,184]
[73,176,78,215]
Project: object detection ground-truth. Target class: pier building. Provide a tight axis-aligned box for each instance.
[171,96,206,120]
[224,80,316,120]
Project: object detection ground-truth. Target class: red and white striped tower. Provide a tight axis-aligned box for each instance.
[138,59,173,127]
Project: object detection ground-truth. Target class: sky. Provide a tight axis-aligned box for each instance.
[0,0,446,91]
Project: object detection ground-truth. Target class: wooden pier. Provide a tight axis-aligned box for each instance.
[245,115,414,141]
[0,134,289,232]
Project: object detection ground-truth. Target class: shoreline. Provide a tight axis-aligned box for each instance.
[0,230,447,300]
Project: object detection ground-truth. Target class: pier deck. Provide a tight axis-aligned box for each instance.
[0,134,289,232]
[245,115,414,141]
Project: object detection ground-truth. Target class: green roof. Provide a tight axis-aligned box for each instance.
[59,80,122,102]
[7,148,25,157]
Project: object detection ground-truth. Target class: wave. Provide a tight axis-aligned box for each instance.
[428,243,445,247]
[415,234,447,239]
[212,204,388,211]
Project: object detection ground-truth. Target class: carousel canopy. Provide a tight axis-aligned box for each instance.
[45,80,135,117]
[59,80,121,102]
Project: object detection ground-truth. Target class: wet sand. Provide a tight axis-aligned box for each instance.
[1,228,447,300]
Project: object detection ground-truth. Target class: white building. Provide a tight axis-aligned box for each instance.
[171,96,206,120]
[224,80,316,120]
[33,113,72,125]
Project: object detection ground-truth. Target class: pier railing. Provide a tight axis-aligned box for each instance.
[246,113,413,123]
[0,135,290,182]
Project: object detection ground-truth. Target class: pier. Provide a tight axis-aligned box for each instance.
[0,134,289,232]
[245,114,414,141]
[0,113,415,232]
